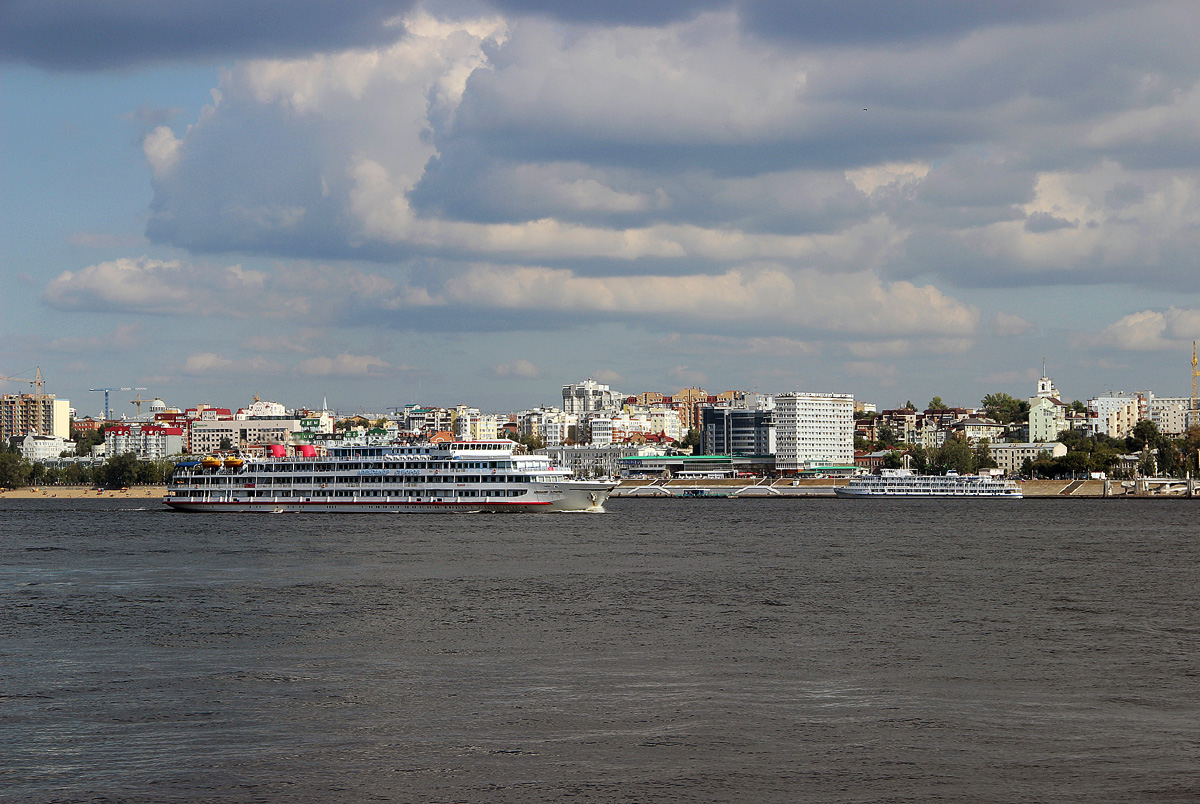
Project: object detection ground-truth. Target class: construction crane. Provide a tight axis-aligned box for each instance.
[89,386,146,421]
[1192,342,1198,428]
[130,393,153,416]
[0,366,45,435]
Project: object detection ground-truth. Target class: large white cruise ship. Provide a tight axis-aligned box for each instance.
[164,440,616,513]
[835,469,1022,498]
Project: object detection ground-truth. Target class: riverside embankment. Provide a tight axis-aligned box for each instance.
[614,478,1194,498]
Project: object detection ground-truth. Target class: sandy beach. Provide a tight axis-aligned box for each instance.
[0,485,167,499]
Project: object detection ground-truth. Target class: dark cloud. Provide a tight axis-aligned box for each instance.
[0,0,415,70]
[483,0,727,26]
[735,0,1141,45]
[1024,212,1078,233]
[483,1,1147,46]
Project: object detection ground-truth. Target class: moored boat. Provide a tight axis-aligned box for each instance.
[164,440,616,513]
[835,469,1022,498]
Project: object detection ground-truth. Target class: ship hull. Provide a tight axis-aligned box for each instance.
[163,482,614,513]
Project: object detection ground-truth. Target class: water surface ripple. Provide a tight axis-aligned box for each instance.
[2,498,1198,802]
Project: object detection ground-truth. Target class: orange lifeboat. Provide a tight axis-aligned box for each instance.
[201,455,221,470]
[223,456,244,469]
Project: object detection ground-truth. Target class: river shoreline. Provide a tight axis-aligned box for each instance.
[0,485,167,499]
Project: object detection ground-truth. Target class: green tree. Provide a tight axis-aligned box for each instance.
[928,396,946,410]
[908,445,929,474]
[1067,400,1087,415]
[981,392,1030,425]
[0,452,31,488]
[677,428,702,452]
[518,433,545,451]
[63,462,90,485]
[71,427,107,456]
[974,439,998,470]
[1020,457,1036,478]
[932,437,976,475]
[1127,419,1160,453]
[882,451,904,469]
[102,453,140,489]
[876,424,897,447]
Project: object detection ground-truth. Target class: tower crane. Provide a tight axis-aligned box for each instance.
[0,367,45,435]
[89,386,146,421]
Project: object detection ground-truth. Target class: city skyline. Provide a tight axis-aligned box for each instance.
[3,1,1199,413]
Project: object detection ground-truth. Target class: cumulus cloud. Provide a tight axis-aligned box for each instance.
[992,312,1037,337]
[433,263,979,336]
[589,369,625,385]
[1097,307,1200,351]
[657,333,819,357]
[843,338,972,359]
[47,324,141,353]
[41,257,268,315]
[182,352,284,375]
[667,365,708,386]
[294,352,392,376]
[488,359,540,379]
[133,3,1200,298]
[41,258,398,322]
[26,1,1200,406]
[843,361,899,385]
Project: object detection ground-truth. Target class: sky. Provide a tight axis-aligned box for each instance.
[3,0,1200,418]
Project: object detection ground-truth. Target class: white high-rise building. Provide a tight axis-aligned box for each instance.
[1147,396,1192,435]
[562,379,623,416]
[774,392,854,472]
[1087,392,1145,439]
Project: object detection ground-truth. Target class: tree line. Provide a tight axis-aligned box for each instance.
[0,447,176,490]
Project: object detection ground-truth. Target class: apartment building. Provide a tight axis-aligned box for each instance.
[1,394,70,440]
[988,442,1067,475]
[774,392,854,473]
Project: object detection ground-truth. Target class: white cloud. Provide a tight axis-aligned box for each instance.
[41,257,267,315]
[657,333,820,357]
[488,359,540,379]
[843,361,899,385]
[992,312,1037,337]
[434,262,978,336]
[589,369,625,385]
[1097,307,1200,351]
[142,125,182,179]
[667,365,708,386]
[294,352,391,376]
[182,352,284,375]
[47,323,140,353]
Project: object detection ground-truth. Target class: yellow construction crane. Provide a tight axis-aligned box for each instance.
[130,393,151,416]
[0,366,45,435]
[1192,342,1198,427]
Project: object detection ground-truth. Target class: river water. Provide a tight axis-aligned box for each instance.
[2,497,1198,803]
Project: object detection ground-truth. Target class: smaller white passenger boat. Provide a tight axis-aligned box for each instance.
[836,469,1022,498]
